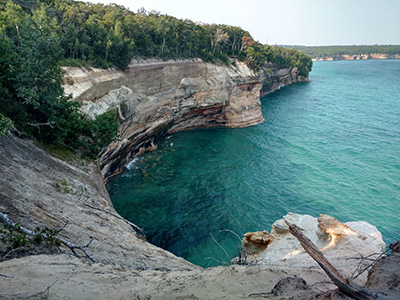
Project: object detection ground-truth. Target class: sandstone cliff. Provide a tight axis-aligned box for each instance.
[63,58,307,178]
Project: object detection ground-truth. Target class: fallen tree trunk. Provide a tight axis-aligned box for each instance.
[284,220,394,300]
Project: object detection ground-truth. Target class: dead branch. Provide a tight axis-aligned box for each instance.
[28,121,55,128]
[0,273,14,278]
[210,233,231,265]
[220,229,242,243]
[56,220,69,233]
[84,203,145,236]
[248,292,271,297]
[347,252,385,262]
[285,220,395,300]
[0,212,95,262]
[27,279,58,300]
[43,280,58,299]
[220,229,247,265]
[204,257,230,266]
[347,251,387,280]
[3,247,22,260]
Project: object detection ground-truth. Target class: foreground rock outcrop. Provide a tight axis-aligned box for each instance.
[63,58,307,178]
[240,213,386,290]
[0,131,194,271]
[242,213,386,284]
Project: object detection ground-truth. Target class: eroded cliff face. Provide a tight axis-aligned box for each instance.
[63,58,307,178]
[260,64,309,96]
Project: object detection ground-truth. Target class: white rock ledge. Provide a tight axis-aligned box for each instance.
[241,213,385,287]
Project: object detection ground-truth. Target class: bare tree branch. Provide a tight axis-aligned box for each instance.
[0,212,95,262]
[210,233,231,265]
[349,252,386,280]
[28,121,55,128]
[0,273,14,278]
[56,220,69,233]
[84,203,145,236]
[220,229,247,265]
[3,247,22,260]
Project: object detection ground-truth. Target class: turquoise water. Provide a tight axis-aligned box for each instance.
[107,59,400,267]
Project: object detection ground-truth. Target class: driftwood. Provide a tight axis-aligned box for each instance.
[0,212,95,262]
[285,220,394,300]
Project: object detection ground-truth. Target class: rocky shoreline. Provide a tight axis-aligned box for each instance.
[312,53,400,61]
[1,59,398,299]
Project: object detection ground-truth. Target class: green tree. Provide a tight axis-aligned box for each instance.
[1,0,27,37]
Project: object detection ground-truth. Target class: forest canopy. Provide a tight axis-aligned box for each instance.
[0,0,312,157]
[1,0,313,72]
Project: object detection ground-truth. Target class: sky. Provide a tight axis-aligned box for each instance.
[84,0,400,46]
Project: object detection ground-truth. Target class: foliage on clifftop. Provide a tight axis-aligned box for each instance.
[283,45,400,59]
[1,0,312,73]
[0,1,118,157]
[0,0,311,157]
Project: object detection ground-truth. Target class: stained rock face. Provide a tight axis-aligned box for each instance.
[63,58,306,178]
[63,59,262,178]
[317,214,365,238]
[242,230,275,255]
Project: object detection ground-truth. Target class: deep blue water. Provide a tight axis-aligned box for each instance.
[107,59,400,267]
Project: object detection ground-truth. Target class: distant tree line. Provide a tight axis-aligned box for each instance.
[283,45,400,59]
[0,0,312,157]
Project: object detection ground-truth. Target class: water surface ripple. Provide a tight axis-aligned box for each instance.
[107,60,400,267]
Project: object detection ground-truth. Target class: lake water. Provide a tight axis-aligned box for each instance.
[107,59,400,267]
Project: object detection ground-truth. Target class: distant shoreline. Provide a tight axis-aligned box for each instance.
[312,53,400,61]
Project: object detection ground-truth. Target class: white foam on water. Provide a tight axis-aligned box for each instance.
[126,158,139,170]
